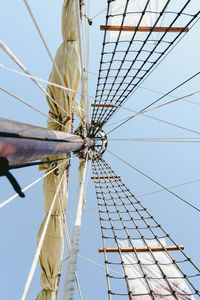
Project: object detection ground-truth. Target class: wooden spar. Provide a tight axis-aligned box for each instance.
[100,25,189,33]
[91,176,121,179]
[99,245,184,253]
[0,118,93,165]
[91,104,117,108]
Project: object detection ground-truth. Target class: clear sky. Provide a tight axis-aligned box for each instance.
[0,1,200,299]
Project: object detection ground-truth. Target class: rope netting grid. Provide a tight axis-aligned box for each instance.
[90,0,200,133]
[91,156,200,299]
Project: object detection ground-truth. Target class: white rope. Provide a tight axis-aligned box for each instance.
[0,65,96,100]
[0,159,71,209]
[139,85,200,107]
[78,254,123,276]
[109,137,200,143]
[0,40,68,116]
[104,89,200,119]
[91,7,107,20]
[91,0,135,20]
[144,89,200,113]
[24,0,93,131]
[104,105,200,136]
[136,178,200,199]
[21,171,66,300]
[0,87,67,130]
[23,0,67,91]
[83,207,97,213]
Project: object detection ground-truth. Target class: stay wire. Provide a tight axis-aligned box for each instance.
[137,178,200,199]
[0,65,96,101]
[0,156,73,208]
[108,138,200,143]
[0,40,69,119]
[107,71,200,135]
[144,89,200,114]
[107,149,200,213]
[0,87,66,130]
[23,0,68,93]
[75,177,200,204]
[104,106,200,136]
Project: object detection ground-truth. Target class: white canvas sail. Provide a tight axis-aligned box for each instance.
[118,239,194,299]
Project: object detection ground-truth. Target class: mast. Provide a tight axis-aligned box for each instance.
[1,0,200,299]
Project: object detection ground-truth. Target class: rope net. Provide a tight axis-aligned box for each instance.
[91,156,200,299]
[90,0,200,132]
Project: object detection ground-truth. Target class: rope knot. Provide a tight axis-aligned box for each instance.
[47,112,71,131]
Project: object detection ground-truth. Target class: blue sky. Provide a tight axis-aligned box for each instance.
[0,0,200,299]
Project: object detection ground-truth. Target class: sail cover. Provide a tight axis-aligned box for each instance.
[118,239,194,299]
[36,1,81,299]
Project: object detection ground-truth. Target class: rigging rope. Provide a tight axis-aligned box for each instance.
[21,171,66,300]
[143,89,200,114]
[91,1,200,129]
[0,64,96,101]
[137,178,200,199]
[108,150,200,213]
[23,0,68,93]
[0,158,72,209]
[91,155,200,298]
[0,40,70,118]
[0,87,67,130]
[107,71,200,135]
[75,176,200,208]
[105,106,200,136]
[109,137,200,143]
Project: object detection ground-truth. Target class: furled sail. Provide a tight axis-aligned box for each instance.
[36,1,81,299]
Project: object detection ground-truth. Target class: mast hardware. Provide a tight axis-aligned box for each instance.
[0,157,25,198]
[99,245,184,253]
[100,26,189,33]
[88,125,108,158]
